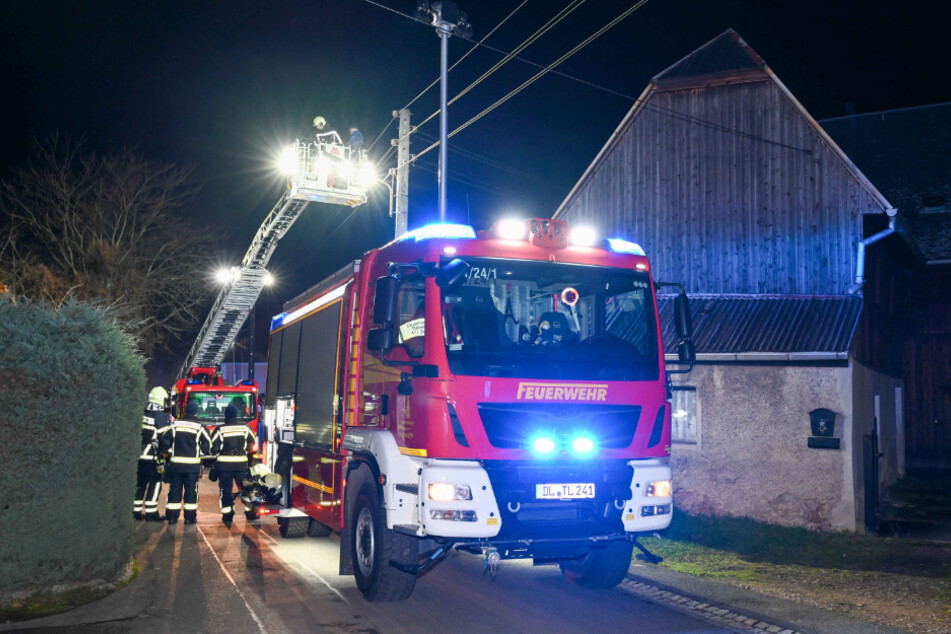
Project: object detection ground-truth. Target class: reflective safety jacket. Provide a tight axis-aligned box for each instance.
[140,410,171,461]
[158,418,211,472]
[210,422,256,471]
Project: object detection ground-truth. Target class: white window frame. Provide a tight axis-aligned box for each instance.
[670,386,698,444]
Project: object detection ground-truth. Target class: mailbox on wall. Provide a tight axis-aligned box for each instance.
[808,408,840,449]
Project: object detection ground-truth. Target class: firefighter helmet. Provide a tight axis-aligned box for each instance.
[313,116,327,130]
[147,386,168,409]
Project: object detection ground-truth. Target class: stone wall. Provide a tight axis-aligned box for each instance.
[669,364,856,531]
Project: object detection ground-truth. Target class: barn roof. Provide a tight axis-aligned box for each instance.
[657,294,863,359]
[555,28,893,219]
[821,102,951,262]
[653,28,766,85]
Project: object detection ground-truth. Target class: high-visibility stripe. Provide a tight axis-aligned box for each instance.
[216,456,248,462]
[170,456,201,464]
[155,426,170,434]
[175,428,199,435]
[292,474,333,494]
[184,503,198,510]
[220,506,233,514]
[166,502,182,510]
[133,502,143,510]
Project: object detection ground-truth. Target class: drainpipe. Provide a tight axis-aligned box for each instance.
[850,208,899,294]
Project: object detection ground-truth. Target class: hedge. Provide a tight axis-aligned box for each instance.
[0,299,145,596]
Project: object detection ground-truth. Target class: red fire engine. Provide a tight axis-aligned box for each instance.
[171,366,260,435]
[260,218,694,601]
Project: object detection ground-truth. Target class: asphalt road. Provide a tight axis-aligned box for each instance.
[26,479,736,634]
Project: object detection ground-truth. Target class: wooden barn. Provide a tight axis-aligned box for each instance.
[555,29,927,531]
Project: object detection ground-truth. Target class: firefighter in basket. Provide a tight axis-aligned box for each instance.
[134,386,170,521]
[158,400,211,525]
[209,405,257,526]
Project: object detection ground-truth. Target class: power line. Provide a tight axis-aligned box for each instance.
[413,1,651,163]
[367,0,528,153]
[365,0,813,155]
[415,131,562,190]
[404,1,586,144]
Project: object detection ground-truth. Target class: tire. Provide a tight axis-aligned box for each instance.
[307,518,333,537]
[350,477,416,601]
[559,540,634,589]
[279,516,308,538]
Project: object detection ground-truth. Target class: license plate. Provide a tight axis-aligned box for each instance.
[536,483,595,500]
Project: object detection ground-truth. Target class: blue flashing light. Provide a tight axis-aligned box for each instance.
[532,436,556,454]
[239,380,256,386]
[571,437,595,454]
[607,238,646,256]
[270,313,286,331]
[403,223,477,242]
[186,379,203,385]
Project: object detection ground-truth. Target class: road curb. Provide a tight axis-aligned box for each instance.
[622,562,910,634]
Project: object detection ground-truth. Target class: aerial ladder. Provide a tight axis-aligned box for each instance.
[177,137,377,379]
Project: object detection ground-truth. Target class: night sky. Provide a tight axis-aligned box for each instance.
[2,0,948,367]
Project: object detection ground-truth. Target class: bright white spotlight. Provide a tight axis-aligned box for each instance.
[359,162,376,184]
[262,272,275,286]
[497,218,527,241]
[215,268,232,284]
[316,155,331,177]
[570,226,597,247]
[339,160,354,180]
[278,146,298,176]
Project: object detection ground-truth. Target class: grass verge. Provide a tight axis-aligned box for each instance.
[0,560,140,623]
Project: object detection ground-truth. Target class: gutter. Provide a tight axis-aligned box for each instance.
[666,352,848,362]
[849,208,899,293]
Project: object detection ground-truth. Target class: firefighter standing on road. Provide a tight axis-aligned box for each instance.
[134,386,170,521]
[159,400,211,525]
[210,405,256,525]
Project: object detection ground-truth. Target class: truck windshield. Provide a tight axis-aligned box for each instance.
[441,258,659,380]
[186,392,255,423]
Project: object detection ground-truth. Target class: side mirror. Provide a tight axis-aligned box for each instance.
[673,292,695,363]
[678,339,696,363]
[436,258,470,289]
[367,326,394,352]
[373,276,400,325]
[674,292,693,339]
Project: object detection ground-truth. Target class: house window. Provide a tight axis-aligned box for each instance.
[670,387,698,443]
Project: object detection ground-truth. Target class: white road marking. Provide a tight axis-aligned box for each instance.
[165,526,182,613]
[258,529,350,604]
[197,524,268,633]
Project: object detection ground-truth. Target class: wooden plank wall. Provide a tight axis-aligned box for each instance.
[903,267,951,470]
[558,79,887,295]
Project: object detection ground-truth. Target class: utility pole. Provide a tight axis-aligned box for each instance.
[417,1,472,222]
[392,108,411,237]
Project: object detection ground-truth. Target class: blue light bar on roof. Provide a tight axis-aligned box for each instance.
[402,223,476,242]
[607,238,646,256]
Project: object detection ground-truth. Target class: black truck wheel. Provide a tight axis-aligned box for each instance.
[278,516,308,538]
[307,518,332,537]
[559,540,634,589]
[349,475,416,601]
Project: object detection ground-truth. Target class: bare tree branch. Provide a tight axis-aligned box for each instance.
[0,134,216,356]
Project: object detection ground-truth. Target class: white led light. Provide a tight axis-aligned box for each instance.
[496,218,526,240]
[646,480,672,497]
[570,226,597,247]
[278,146,298,175]
[532,437,556,453]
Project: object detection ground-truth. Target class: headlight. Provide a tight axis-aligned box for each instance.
[428,483,472,501]
[646,480,672,497]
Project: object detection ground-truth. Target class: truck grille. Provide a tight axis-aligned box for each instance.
[482,460,632,539]
[477,402,641,449]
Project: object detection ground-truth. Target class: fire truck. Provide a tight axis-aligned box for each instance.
[170,366,260,434]
[260,217,695,602]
